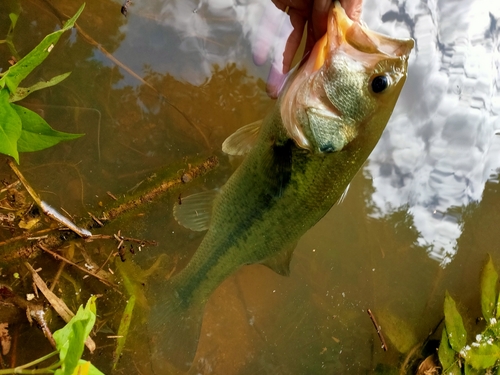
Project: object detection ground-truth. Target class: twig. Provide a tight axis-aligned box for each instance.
[8,160,92,238]
[95,248,115,275]
[367,308,388,351]
[7,161,42,206]
[1,287,56,348]
[88,233,157,247]
[24,262,96,353]
[88,212,104,227]
[0,180,21,194]
[49,261,65,293]
[38,244,118,289]
[27,305,56,348]
[106,191,118,201]
[0,228,53,247]
[40,201,92,238]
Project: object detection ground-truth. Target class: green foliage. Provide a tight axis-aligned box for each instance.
[0,297,104,374]
[444,290,467,351]
[0,4,85,163]
[53,296,100,375]
[438,255,500,374]
[439,326,461,374]
[13,104,81,152]
[481,255,499,321]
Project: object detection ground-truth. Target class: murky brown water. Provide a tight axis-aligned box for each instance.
[1,0,499,374]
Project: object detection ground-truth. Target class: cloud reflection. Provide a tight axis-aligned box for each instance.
[127,0,500,266]
[125,0,288,86]
[363,0,500,265]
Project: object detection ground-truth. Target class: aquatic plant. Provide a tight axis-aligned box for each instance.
[0,296,103,375]
[0,4,85,163]
[439,255,500,374]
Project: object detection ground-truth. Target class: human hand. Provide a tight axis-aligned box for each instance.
[261,0,363,97]
[274,0,363,74]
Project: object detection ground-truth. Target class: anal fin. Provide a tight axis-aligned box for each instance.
[260,242,297,276]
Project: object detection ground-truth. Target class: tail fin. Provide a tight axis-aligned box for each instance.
[147,282,206,372]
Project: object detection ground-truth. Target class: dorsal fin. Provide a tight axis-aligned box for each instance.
[173,190,219,231]
[222,120,262,156]
[260,242,297,276]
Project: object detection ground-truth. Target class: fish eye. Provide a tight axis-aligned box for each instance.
[371,75,389,93]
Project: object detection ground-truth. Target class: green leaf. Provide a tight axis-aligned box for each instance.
[9,72,71,102]
[481,255,499,322]
[0,90,22,162]
[439,326,459,371]
[464,363,480,375]
[444,291,468,351]
[465,342,500,370]
[0,3,85,93]
[83,361,105,375]
[53,296,97,375]
[11,104,83,152]
[113,295,136,369]
[8,13,18,30]
[67,360,105,375]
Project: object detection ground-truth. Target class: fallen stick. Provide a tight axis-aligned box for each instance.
[8,160,92,238]
[367,308,388,351]
[24,262,96,353]
[38,244,118,289]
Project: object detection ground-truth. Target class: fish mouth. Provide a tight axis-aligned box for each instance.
[311,1,414,71]
[279,1,414,152]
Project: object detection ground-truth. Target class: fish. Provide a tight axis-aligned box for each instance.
[147,1,414,371]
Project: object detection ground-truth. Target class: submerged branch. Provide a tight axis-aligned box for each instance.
[1,156,218,263]
[100,156,219,222]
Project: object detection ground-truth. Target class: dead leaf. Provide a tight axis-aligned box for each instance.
[0,323,11,355]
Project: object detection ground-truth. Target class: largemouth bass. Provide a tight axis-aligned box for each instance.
[148,2,413,371]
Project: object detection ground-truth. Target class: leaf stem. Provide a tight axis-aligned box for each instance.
[0,351,59,374]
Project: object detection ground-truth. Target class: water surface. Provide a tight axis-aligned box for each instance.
[0,0,499,373]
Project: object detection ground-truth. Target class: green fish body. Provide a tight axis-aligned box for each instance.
[148,2,414,371]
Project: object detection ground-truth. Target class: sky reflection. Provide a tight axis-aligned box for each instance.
[364,0,500,265]
[117,0,500,266]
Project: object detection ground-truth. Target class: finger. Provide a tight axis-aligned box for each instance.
[282,9,307,73]
[311,0,330,40]
[303,21,317,62]
[341,0,363,21]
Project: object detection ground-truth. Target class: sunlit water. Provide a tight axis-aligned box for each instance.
[0,0,499,374]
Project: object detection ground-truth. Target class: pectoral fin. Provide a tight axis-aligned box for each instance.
[260,242,297,276]
[222,120,262,155]
[173,190,219,231]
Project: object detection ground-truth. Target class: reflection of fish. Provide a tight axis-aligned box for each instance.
[148,2,413,371]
